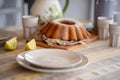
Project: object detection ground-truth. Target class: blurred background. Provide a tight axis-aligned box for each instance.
[0,0,119,28]
[0,0,94,28]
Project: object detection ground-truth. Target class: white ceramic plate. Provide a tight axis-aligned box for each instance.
[16,52,88,73]
[0,33,9,41]
[0,34,9,47]
[24,49,82,68]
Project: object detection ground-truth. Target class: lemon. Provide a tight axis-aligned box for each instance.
[4,37,17,50]
[25,39,36,50]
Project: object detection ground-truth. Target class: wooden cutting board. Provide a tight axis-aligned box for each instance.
[27,31,98,50]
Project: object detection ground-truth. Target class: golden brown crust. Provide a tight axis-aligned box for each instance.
[80,26,90,38]
[39,19,91,41]
[69,26,77,41]
[46,23,57,38]
[82,26,91,38]
[52,25,62,39]
[76,27,84,40]
[61,26,69,40]
[40,22,52,34]
[86,29,91,37]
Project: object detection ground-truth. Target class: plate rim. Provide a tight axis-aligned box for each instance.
[24,49,82,68]
[16,51,89,73]
[0,34,9,41]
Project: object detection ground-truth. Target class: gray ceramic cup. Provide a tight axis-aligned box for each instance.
[22,15,38,39]
[97,16,113,40]
[109,22,120,47]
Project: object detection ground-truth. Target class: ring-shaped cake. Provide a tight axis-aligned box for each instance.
[35,18,91,46]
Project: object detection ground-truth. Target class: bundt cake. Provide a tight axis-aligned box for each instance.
[35,19,91,46]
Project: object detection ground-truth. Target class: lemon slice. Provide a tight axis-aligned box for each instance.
[4,37,17,50]
[25,39,36,50]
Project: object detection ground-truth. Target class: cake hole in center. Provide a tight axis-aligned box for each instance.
[59,20,75,25]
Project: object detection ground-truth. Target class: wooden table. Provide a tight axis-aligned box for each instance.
[0,28,120,80]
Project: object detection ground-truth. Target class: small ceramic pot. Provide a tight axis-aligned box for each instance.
[109,22,120,47]
[22,15,39,39]
[97,16,113,40]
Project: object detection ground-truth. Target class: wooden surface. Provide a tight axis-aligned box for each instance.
[26,31,98,50]
[0,39,120,80]
[36,33,98,50]
[0,27,120,80]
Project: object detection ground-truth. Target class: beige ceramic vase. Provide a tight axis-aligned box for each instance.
[30,0,69,26]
